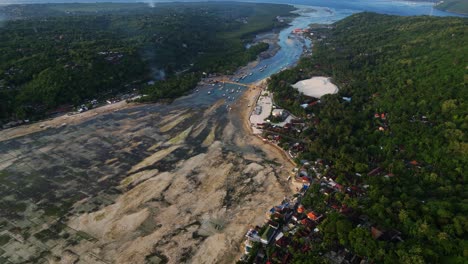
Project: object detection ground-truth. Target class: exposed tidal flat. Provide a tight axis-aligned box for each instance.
[0,83,296,263]
[0,6,313,264]
[0,2,465,264]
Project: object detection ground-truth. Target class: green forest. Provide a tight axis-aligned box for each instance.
[0,2,294,123]
[264,12,467,263]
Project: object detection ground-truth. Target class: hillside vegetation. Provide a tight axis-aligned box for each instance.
[0,2,294,123]
[265,12,467,263]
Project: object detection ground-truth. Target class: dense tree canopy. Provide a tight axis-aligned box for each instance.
[266,12,467,263]
[0,2,293,122]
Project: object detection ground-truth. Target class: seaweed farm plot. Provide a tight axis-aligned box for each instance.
[0,96,294,263]
[0,104,172,263]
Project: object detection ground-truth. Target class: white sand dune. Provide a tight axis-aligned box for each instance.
[292,76,338,98]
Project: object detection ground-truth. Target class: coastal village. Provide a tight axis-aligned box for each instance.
[236,64,403,263]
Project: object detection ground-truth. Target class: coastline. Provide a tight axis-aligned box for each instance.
[0,99,141,142]
[0,20,287,143]
[228,79,297,263]
[235,79,297,169]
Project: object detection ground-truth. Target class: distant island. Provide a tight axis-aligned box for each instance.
[400,0,468,15]
[0,2,294,127]
[434,0,468,15]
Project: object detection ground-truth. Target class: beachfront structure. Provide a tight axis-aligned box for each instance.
[245,228,261,243]
[254,105,262,115]
[271,109,288,121]
[272,109,285,117]
[260,225,278,244]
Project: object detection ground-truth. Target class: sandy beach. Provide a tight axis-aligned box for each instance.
[292,76,338,98]
[0,99,139,142]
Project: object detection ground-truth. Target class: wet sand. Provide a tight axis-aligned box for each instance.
[0,77,295,264]
[0,99,139,142]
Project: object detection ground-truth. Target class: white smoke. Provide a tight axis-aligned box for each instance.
[147,0,156,8]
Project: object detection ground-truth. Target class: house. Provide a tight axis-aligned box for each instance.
[367,167,382,176]
[380,229,404,242]
[299,176,310,183]
[244,240,254,254]
[297,205,305,214]
[300,218,316,229]
[275,236,290,248]
[260,225,278,244]
[371,226,383,239]
[371,227,403,242]
[272,109,288,120]
[307,211,322,222]
[292,28,303,34]
[292,212,305,223]
[245,228,261,242]
[308,100,320,107]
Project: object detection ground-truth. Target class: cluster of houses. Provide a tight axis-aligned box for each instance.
[0,91,139,130]
[373,112,388,132]
[240,180,328,263]
[3,67,22,77]
[410,114,430,124]
[275,16,286,23]
[257,118,307,158]
[97,51,124,63]
[239,158,403,264]
[1,119,30,130]
[235,17,249,24]
[292,28,311,35]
